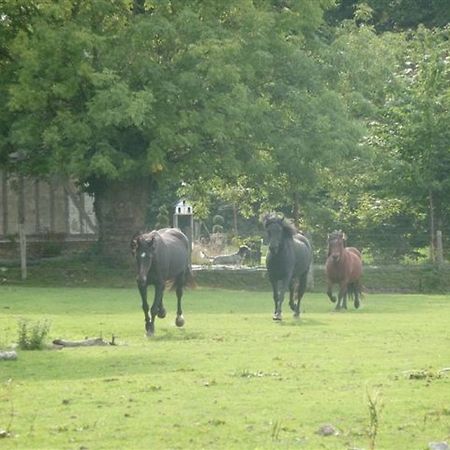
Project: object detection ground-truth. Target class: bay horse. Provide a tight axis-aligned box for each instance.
[131,228,194,336]
[264,215,312,320]
[325,230,363,310]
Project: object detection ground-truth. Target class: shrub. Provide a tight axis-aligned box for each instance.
[17,319,51,350]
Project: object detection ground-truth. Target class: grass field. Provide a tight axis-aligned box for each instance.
[1,286,449,449]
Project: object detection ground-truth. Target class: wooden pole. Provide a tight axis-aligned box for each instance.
[429,191,436,263]
[18,175,27,280]
[436,230,444,267]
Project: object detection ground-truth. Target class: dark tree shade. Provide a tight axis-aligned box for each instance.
[327,0,450,30]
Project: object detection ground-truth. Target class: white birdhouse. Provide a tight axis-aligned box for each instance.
[173,199,194,248]
[174,199,193,216]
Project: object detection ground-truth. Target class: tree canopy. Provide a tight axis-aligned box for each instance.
[1,0,449,262]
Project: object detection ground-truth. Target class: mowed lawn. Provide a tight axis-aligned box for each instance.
[1,286,450,449]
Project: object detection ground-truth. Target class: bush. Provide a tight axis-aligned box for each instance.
[17,319,51,350]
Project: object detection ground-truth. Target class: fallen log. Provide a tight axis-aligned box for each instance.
[53,337,113,347]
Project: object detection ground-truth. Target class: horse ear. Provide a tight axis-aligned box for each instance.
[130,232,141,255]
[145,235,157,253]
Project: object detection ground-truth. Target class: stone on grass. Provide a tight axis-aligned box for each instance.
[0,351,17,361]
[316,424,339,436]
[429,442,449,450]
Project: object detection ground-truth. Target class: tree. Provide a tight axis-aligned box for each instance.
[1,0,338,261]
[379,26,450,261]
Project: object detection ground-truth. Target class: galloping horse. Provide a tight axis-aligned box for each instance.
[131,228,194,336]
[264,215,312,320]
[325,230,363,310]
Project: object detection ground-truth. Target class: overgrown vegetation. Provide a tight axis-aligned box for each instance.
[16,319,50,350]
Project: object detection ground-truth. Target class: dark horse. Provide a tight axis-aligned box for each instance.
[325,230,363,310]
[264,215,312,320]
[131,228,194,336]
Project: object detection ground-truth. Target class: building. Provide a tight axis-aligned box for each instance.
[0,171,97,258]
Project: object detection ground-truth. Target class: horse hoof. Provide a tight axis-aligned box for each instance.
[354,300,360,309]
[272,313,282,321]
[158,307,167,319]
[293,312,300,319]
[175,315,185,327]
[145,322,154,336]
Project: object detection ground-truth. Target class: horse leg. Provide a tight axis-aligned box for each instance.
[337,283,347,311]
[274,278,289,321]
[289,279,298,312]
[137,277,152,336]
[327,280,337,304]
[294,273,308,318]
[148,283,165,336]
[175,277,185,327]
[158,300,167,319]
[271,280,281,321]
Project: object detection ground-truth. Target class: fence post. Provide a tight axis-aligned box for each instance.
[18,175,27,280]
[436,230,444,267]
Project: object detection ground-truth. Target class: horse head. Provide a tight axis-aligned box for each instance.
[264,214,285,254]
[327,230,346,262]
[132,232,158,282]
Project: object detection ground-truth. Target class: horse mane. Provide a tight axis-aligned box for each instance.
[130,229,159,254]
[264,214,298,237]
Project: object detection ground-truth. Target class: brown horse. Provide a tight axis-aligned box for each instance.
[325,230,363,310]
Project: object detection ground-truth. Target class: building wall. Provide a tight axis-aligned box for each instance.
[0,171,97,240]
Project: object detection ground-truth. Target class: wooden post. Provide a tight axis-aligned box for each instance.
[18,175,27,280]
[1,171,8,236]
[429,191,436,263]
[436,230,444,267]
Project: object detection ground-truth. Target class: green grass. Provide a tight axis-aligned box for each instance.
[1,286,450,449]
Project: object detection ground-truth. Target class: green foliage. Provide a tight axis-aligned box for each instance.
[17,318,50,350]
[1,1,450,263]
[212,215,224,227]
[155,205,170,229]
[212,215,225,234]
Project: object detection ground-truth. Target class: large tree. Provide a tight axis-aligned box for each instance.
[379,26,450,260]
[1,0,338,260]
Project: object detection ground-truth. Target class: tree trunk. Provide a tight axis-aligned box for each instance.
[93,178,150,264]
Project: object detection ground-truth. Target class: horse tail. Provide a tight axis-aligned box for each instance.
[184,265,197,288]
[348,281,364,300]
[168,266,196,291]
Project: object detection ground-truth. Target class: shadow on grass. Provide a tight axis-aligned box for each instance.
[278,317,326,327]
[3,336,205,382]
